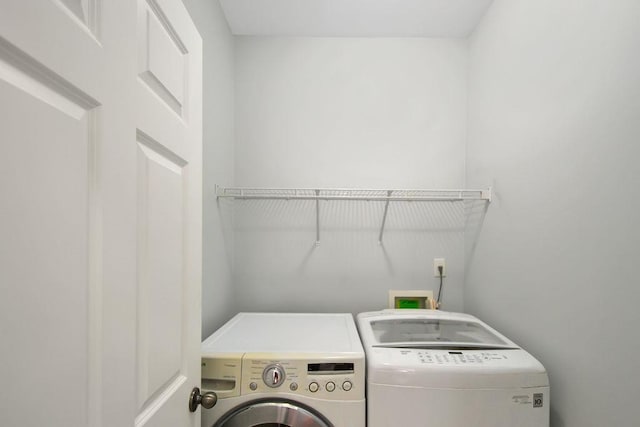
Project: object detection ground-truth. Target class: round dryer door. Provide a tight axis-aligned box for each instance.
[214,401,332,427]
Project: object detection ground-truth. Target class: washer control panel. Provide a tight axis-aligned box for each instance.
[394,349,512,366]
[242,355,364,400]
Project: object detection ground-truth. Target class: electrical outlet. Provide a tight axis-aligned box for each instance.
[433,258,446,277]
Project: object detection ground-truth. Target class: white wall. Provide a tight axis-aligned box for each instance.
[182,0,236,338]
[233,37,468,314]
[466,1,640,425]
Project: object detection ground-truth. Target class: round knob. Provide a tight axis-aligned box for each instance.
[200,392,217,409]
[342,381,352,391]
[325,381,335,392]
[262,364,286,388]
[309,382,319,393]
[188,387,217,412]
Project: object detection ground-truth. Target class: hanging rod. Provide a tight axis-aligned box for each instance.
[215,186,492,245]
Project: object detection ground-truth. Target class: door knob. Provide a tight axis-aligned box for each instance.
[189,387,218,412]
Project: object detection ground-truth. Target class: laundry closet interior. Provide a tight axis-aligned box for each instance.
[183,0,640,425]
[2,0,638,425]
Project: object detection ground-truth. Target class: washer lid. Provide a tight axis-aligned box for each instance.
[370,317,512,349]
[358,310,517,350]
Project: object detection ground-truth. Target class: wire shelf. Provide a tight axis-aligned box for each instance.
[216,186,491,202]
[215,185,491,245]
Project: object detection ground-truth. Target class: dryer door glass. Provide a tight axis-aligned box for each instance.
[370,319,511,348]
[215,401,332,427]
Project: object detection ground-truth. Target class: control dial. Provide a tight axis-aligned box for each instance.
[262,364,286,388]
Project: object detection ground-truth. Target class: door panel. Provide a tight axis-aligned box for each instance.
[0,4,103,423]
[139,4,186,114]
[0,74,95,427]
[56,0,98,35]
[136,136,186,410]
[0,1,104,98]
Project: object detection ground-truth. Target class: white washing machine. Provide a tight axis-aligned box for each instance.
[201,313,365,427]
[357,310,549,427]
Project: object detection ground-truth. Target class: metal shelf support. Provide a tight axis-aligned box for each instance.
[378,190,393,245]
[315,189,320,245]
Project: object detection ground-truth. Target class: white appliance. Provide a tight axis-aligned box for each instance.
[201,313,365,427]
[357,310,549,427]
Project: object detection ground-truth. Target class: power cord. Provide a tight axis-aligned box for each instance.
[436,265,444,308]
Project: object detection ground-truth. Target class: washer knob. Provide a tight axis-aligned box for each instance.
[309,382,319,393]
[342,381,352,391]
[263,364,286,388]
[325,381,336,392]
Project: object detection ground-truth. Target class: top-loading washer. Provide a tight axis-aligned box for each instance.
[357,309,549,427]
[201,312,365,427]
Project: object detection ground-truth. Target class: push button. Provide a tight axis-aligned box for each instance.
[342,381,352,391]
[325,381,335,392]
[309,382,319,393]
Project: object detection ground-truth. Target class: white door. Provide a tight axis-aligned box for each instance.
[0,1,202,426]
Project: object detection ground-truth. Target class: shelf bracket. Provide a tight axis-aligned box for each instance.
[315,189,320,246]
[378,190,393,245]
[482,187,492,202]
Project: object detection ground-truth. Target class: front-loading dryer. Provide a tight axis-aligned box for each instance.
[201,313,365,427]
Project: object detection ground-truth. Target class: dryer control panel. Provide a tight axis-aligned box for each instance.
[243,354,365,400]
[202,353,365,401]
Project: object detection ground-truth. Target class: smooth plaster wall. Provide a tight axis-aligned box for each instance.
[466,0,640,425]
[233,37,468,314]
[182,0,236,338]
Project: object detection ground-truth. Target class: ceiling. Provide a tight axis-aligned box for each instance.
[218,0,494,38]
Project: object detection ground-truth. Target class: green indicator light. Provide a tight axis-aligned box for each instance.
[397,298,420,309]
